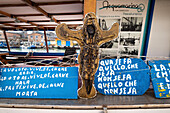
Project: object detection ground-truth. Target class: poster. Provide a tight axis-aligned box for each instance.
[96,0,150,58]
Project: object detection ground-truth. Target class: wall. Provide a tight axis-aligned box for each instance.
[0,32,20,39]
[28,33,43,43]
[147,0,170,57]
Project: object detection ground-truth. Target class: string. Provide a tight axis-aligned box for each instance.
[1,54,169,79]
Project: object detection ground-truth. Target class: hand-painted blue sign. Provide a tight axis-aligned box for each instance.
[149,60,170,98]
[0,67,78,99]
[94,58,150,95]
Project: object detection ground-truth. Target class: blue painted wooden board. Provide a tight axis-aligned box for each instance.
[0,67,78,99]
[149,60,170,98]
[94,58,150,95]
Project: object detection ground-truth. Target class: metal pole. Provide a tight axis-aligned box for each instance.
[43,28,49,53]
[3,30,10,52]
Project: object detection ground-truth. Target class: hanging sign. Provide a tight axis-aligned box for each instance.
[149,60,170,98]
[0,67,78,99]
[94,58,150,95]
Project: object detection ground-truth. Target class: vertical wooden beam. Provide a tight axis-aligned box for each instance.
[3,30,10,52]
[84,0,96,17]
[43,28,49,53]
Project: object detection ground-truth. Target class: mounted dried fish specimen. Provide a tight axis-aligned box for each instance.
[55,12,119,98]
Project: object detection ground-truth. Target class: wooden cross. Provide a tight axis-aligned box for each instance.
[55,12,119,98]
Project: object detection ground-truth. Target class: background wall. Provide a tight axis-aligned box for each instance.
[147,0,170,57]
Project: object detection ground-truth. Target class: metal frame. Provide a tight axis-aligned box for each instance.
[43,28,49,53]
[3,30,10,52]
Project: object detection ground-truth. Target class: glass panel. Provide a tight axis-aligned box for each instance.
[1,31,46,52]
[0,30,8,52]
[47,31,80,53]
[47,31,64,53]
[0,30,80,54]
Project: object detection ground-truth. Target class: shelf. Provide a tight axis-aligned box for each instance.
[0,89,169,109]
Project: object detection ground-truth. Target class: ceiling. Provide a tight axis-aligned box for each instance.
[0,0,84,31]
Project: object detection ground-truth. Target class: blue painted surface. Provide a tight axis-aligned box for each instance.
[57,40,61,46]
[0,42,6,47]
[47,41,51,46]
[27,45,36,49]
[148,60,170,98]
[66,41,70,46]
[94,58,150,95]
[0,67,78,99]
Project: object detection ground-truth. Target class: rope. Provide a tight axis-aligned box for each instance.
[25,54,78,67]
[0,61,5,65]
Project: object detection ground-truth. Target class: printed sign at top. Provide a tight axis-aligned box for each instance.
[94,58,150,95]
[99,0,145,12]
[97,0,148,15]
[149,60,170,98]
[96,0,150,58]
[0,67,78,99]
